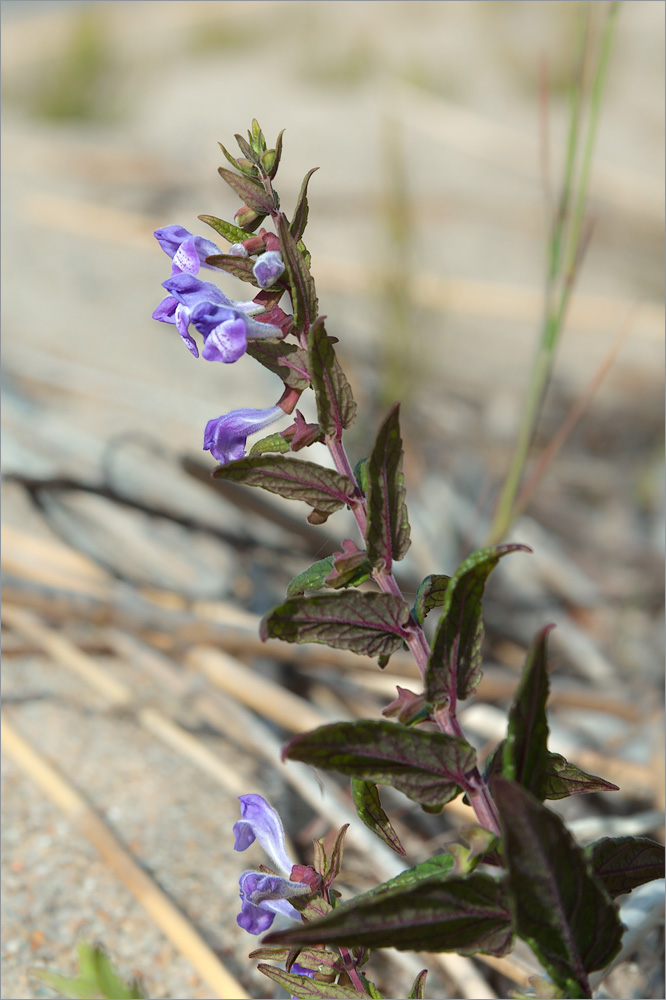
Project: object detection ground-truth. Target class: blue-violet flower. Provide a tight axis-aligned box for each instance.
[204,406,284,465]
[233,794,310,934]
[154,224,222,276]
[253,250,285,289]
[154,273,283,362]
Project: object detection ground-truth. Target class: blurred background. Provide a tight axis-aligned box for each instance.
[2,2,664,998]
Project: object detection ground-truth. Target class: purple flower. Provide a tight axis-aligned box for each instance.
[154,273,283,362]
[154,224,222,276]
[233,794,310,935]
[253,250,285,289]
[204,406,284,464]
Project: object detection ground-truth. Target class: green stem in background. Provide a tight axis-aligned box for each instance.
[486,0,620,546]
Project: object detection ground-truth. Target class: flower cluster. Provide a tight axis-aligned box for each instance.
[152,225,289,462]
[232,794,311,935]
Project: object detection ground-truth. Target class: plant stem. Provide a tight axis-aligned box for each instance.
[486,0,619,546]
[326,435,501,836]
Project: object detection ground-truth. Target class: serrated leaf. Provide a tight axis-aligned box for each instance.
[217,166,274,215]
[503,624,555,799]
[351,779,406,856]
[262,592,411,659]
[411,575,451,625]
[494,778,623,998]
[258,964,366,999]
[426,544,531,709]
[245,338,311,391]
[309,319,357,439]
[408,970,428,999]
[290,167,319,242]
[282,719,476,808]
[365,404,411,572]
[198,214,252,245]
[205,252,258,283]
[264,869,513,956]
[542,753,619,800]
[249,432,291,456]
[487,741,619,802]
[278,213,317,332]
[33,943,145,999]
[213,455,354,519]
[584,837,665,899]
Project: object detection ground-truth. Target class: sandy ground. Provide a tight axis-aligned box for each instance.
[2,2,664,999]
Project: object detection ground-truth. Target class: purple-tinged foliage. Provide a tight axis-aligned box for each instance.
[204,406,284,465]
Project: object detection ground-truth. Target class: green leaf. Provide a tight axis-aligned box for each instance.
[234,131,260,165]
[584,836,665,899]
[250,118,266,153]
[502,624,554,799]
[278,213,317,332]
[204,252,258,283]
[365,404,411,571]
[261,592,412,659]
[324,542,373,589]
[290,166,319,241]
[32,943,145,999]
[411,574,451,625]
[360,978,383,1000]
[264,869,513,956]
[213,455,354,521]
[426,544,531,709]
[323,823,349,883]
[542,753,619,799]
[308,319,357,439]
[245,338,311,391]
[198,214,252,245]
[218,140,244,172]
[351,779,406,856]
[493,778,623,998]
[264,129,285,179]
[287,947,343,974]
[353,458,369,492]
[282,719,476,808]
[257,965,366,999]
[250,432,291,456]
[217,166,274,215]
[287,556,337,596]
[408,970,429,999]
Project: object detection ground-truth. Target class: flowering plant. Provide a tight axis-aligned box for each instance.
[151,121,663,1000]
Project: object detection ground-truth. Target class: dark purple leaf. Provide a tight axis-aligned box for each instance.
[308,319,357,439]
[204,252,258,283]
[244,338,311,390]
[264,868,513,956]
[261,593,412,659]
[278,214,317,333]
[257,965,366,999]
[290,167,319,242]
[217,166,274,214]
[542,754,619,800]
[411,575,451,625]
[584,836,664,899]
[213,455,353,519]
[493,778,623,998]
[350,779,406,857]
[426,544,531,709]
[502,624,555,799]
[365,404,411,572]
[282,719,476,808]
[407,971,428,999]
